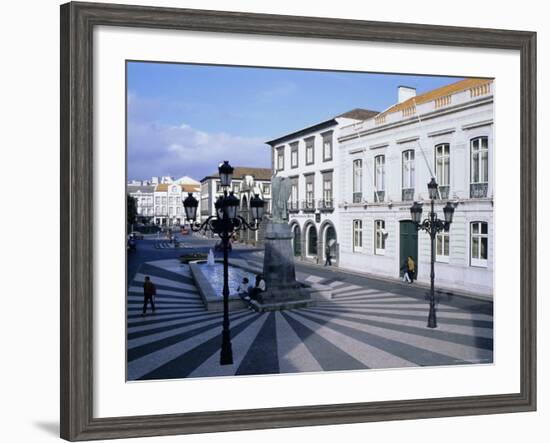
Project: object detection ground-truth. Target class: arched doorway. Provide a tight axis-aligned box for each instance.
[305,224,318,258]
[322,223,337,264]
[291,223,301,256]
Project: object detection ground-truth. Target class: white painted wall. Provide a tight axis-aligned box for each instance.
[338,92,494,295]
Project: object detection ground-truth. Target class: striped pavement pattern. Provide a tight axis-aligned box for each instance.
[127,259,493,381]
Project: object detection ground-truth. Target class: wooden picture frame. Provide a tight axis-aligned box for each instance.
[60,1,536,440]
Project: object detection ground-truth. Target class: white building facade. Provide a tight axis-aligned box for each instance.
[153,182,201,227]
[266,109,378,265]
[127,185,155,223]
[337,79,494,296]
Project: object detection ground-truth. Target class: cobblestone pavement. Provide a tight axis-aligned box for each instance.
[127,252,493,381]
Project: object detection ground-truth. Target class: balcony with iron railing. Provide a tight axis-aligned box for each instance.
[288,201,300,213]
[401,188,414,201]
[374,190,385,202]
[470,183,488,198]
[301,199,316,212]
[318,199,334,212]
[438,185,450,200]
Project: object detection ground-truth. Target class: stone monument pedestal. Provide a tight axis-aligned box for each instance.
[255,222,311,311]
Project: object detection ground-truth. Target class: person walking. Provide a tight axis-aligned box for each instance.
[406,256,416,283]
[401,258,411,283]
[324,244,333,266]
[142,276,156,316]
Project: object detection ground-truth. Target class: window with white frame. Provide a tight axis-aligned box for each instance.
[375,220,386,255]
[276,147,285,171]
[162,196,166,204]
[176,207,181,215]
[322,173,333,206]
[470,137,489,198]
[155,196,160,205]
[352,159,363,203]
[436,231,450,262]
[290,182,298,210]
[401,149,415,201]
[470,221,488,267]
[169,196,173,205]
[322,131,333,161]
[402,149,415,189]
[169,207,174,216]
[216,181,222,193]
[374,155,386,202]
[262,183,270,195]
[353,219,363,252]
[305,181,314,207]
[471,137,488,184]
[290,142,299,168]
[435,143,450,187]
[305,137,315,165]
[375,155,385,191]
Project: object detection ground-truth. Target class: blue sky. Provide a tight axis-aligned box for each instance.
[127,62,462,181]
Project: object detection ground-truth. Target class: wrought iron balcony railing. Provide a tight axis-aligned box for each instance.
[438,185,450,200]
[301,200,316,211]
[318,199,334,211]
[288,201,300,212]
[470,183,488,198]
[374,190,385,202]
[401,188,414,201]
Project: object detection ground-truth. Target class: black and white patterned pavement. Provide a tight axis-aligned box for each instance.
[127,256,493,381]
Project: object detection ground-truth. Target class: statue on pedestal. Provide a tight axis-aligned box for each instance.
[258,172,310,310]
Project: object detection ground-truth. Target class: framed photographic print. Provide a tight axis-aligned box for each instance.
[60,1,537,441]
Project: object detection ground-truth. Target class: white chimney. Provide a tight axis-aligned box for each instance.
[398,86,416,103]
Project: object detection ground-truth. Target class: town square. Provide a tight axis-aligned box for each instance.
[126,62,494,380]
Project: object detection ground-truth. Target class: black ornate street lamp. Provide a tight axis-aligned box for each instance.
[183,161,265,365]
[410,177,455,328]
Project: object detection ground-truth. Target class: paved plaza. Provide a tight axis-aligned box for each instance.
[127,236,493,381]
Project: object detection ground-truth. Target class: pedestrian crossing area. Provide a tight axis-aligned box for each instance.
[154,241,182,249]
[127,258,493,381]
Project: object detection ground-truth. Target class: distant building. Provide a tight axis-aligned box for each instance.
[127,184,155,224]
[266,108,378,265]
[127,176,201,226]
[153,181,200,227]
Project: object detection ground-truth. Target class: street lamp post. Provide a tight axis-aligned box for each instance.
[410,177,455,328]
[183,161,265,365]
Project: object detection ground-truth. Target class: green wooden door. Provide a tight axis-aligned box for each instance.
[399,221,418,276]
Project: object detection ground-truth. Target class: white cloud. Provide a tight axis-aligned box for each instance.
[127,119,270,181]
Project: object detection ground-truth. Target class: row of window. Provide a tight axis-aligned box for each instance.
[214,181,271,195]
[132,196,153,205]
[287,172,334,210]
[276,131,334,171]
[152,206,183,215]
[351,136,489,202]
[351,219,489,267]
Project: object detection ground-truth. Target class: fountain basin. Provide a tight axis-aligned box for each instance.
[189,260,257,312]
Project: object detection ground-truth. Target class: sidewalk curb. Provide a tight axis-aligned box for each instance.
[294,259,493,304]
